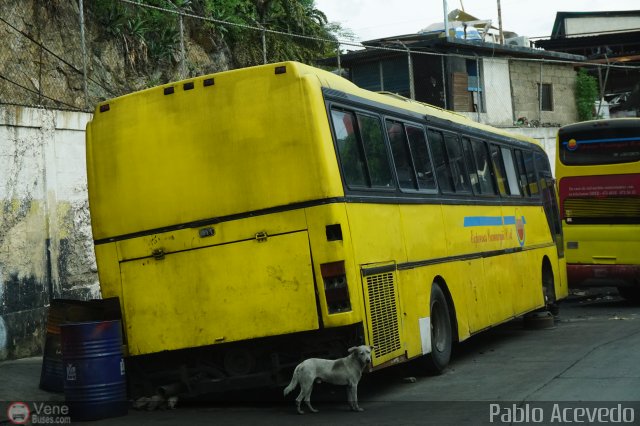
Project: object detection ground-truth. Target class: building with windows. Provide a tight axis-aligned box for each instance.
[321,10,586,169]
[535,10,640,118]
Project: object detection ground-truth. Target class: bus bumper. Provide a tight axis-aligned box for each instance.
[567,264,640,288]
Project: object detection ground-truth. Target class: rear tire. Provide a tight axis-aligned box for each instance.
[542,262,556,306]
[422,284,452,374]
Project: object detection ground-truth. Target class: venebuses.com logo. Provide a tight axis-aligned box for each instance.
[6,401,70,425]
[6,402,30,424]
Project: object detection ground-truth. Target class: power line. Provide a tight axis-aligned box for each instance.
[0,14,115,95]
[118,0,640,71]
[0,72,80,110]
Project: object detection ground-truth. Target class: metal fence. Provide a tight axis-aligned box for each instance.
[1,0,639,122]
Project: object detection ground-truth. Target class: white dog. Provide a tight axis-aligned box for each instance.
[283,345,373,414]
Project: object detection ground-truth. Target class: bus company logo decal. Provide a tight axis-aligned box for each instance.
[515,216,525,247]
[566,138,578,151]
[465,215,526,247]
[7,402,30,424]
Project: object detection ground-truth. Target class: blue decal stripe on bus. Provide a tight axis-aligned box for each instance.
[464,216,526,227]
[464,216,503,227]
[561,136,640,146]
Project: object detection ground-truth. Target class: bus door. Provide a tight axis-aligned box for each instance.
[539,172,564,259]
[535,152,564,259]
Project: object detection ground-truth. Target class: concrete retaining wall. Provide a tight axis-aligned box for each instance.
[0,105,99,360]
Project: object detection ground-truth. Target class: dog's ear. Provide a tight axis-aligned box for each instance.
[370,345,378,351]
[347,346,357,353]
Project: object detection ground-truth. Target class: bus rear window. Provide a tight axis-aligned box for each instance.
[559,133,640,165]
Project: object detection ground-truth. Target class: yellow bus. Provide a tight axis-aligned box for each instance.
[556,118,640,301]
[86,61,567,396]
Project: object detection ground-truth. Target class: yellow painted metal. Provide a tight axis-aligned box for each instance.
[87,63,344,242]
[115,209,307,261]
[87,61,566,363]
[120,230,318,355]
[564,225,640,266]
[303,204,365,328]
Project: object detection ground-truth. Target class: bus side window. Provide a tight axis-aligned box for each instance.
[331,109,367,187]
[461,137,480,194]
[444,133,472,193]
[470,139,497,195]
[514,149,531,196]
[501,147,521,196]
[523,151,539,195]
[427,129,454,193]
[489,144,509,196]
[386,120,418,190]
[356,113,394,188]
[406,125,437,191]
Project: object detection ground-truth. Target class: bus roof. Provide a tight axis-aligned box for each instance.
[94,61,543,149]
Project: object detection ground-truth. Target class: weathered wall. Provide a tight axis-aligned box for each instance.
[458,57,514,127]
[510,61,578,126]
[0,105,98,360]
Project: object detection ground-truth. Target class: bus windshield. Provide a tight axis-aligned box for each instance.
[558,122,640,165]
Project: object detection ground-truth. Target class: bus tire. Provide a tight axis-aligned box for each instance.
[422,283,452,375]
[542,261,556,306]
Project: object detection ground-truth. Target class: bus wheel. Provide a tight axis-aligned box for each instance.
[423,283,452,375]
[618,287,640,303]
[542,261,556,306]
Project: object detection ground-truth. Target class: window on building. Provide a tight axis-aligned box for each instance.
[538,83,553,111]
[452,59,485,113]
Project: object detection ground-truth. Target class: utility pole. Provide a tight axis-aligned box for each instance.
[497,0,504,44]
[443,0,449,39]
[78,0,88,108]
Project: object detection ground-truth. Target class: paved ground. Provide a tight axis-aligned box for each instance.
[2,287,640,425]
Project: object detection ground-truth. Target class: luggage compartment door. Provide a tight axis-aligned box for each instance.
[120,230,319,356]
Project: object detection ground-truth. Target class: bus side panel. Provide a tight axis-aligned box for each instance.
[394,268,432,359]
[441,204,510,331]
[344,203,407,365]
[398,204,460,357]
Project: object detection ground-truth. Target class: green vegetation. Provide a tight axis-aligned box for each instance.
[90,0,346,72]
[575,68,599,121]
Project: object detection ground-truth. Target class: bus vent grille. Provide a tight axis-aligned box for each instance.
[564,197,640,219]
[366,272,401,358]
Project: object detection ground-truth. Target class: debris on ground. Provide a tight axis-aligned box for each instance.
[133,394,178,410]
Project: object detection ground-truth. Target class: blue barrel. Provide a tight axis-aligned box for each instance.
[40,302,66,392]
[60,320,128,421]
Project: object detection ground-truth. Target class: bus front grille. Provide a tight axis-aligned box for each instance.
[365,272,402,358]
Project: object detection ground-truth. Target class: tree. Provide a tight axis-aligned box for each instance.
[575,68,599,121]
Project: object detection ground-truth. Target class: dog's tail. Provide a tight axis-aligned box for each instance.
[283,368,299,396]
